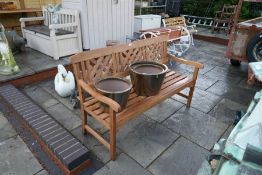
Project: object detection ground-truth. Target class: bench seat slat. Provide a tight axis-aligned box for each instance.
[83,70,192,129]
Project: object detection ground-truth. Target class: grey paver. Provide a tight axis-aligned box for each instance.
[221,125,235,140]
[205,66,243,85]
[0,48,69,83]
[173,88,222,113]
[209,98,247,124]
[238,78,262,91]
[0,136,43,175]
[0,112,17,142]
[40,80,76,111]
[223,87,256,106]
[206,80,232,96]
[0,63,34,83]
[116,115,179,167]
[163,106,228,150]
[35,169,50,175]
[93,153,152,175]
[144,98,184,122]
[46,103,81,131]
[23,86,59,108]
[195,74,217,90]
[148,137,209,175]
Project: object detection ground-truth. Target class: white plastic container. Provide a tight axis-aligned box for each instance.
[134,15,161,33]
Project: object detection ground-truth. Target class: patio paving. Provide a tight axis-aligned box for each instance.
[0,39,260,175]
[0,48,69,83]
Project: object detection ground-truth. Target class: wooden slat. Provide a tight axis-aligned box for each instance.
[93,106,105,116]
[161,75,187,90]
[126,96,145,108]
[82,71,191,130]
[83,98,98,108]
[87,103,101,111]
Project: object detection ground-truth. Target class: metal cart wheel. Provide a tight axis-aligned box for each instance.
[230,59,241,66]
[140,32,159,39]
[168,26,192,57]
[246,33,262,62]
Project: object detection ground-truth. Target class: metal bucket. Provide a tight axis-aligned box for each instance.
[94,77,132,110]
[129,61,168,96]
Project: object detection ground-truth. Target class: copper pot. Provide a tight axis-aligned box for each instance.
[129,61,168,96]
[94,77,132,110]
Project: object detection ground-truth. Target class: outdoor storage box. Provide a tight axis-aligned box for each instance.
[134,15,161,33]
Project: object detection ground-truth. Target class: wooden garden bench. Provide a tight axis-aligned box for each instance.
[70,36,204,160]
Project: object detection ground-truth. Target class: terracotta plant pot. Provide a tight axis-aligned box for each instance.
[129,61,168,96]
[94,77,132,110]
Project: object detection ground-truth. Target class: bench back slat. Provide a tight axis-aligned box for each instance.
[163,17,186,27]
[71,36,169,85]
[42,7,78,32]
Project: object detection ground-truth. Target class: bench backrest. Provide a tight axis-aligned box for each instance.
[71,36,169,85]
[163,16,186,28]
[42,7,79,31]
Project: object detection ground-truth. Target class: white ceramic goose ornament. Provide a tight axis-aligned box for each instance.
[54,64,75,97]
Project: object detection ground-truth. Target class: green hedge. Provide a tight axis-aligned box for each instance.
[181,0,261,19]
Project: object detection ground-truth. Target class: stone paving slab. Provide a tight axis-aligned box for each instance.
[15,48,69,73]
[209,98,247,124]
[206,80,232,96]
[0,112,17,142]
[23,86,59,109]
[148,137,209,175]
[0,136,43,175]
[223,87,256,106]
[238,78,262,91]
[0,48,69,83]
[116,115,179,167]
[144,98,184,122]
[163,106,228,150]
[195,74,218,91]
[0,63,35,83]
[46,103,81,131]
[93,153,152,175]
[173,88,222,113]
[40,82,76,111]
[35,169,50,175]
[221,125,235,140]
[204,66,243,85]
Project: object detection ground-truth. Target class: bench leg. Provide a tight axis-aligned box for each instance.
[81,110,87,134]
[187,86,195,107]
[79,85,87,134]
[110,109,116,160]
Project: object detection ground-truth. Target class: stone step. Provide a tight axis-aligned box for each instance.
[0,84,91,174]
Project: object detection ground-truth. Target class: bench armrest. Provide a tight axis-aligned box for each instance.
[49,23,77,30]
[78,80,121,112]
[168,54,204,69]
[20,17,45,23]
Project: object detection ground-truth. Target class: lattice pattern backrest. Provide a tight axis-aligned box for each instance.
[114,36,168,74]
[71,36,168,85]
[71,48,115,84]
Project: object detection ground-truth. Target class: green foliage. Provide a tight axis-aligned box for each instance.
[181,0,261,19]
